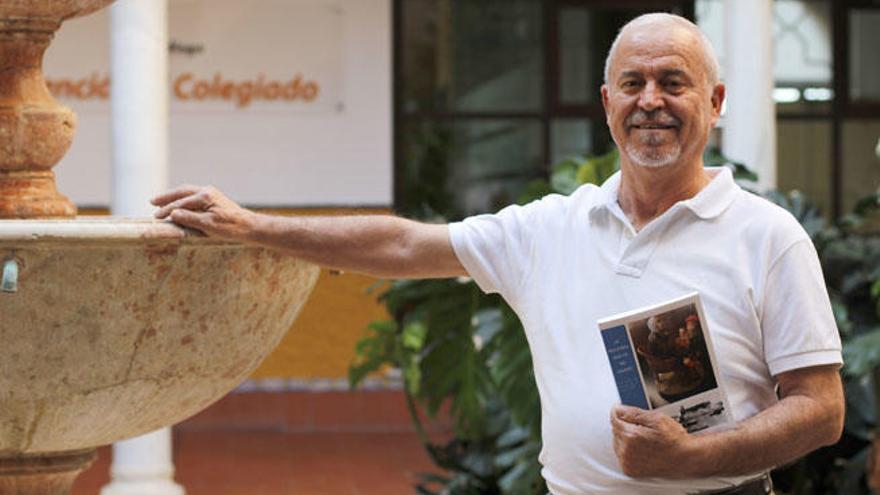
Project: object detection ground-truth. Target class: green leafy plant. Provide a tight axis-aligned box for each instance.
[350,280,544,495]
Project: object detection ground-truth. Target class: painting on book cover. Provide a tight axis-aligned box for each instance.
[627,303,726,432]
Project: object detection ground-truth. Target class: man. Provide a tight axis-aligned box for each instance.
[153,13,844,495]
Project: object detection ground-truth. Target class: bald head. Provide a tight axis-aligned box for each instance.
[603,13,720,87]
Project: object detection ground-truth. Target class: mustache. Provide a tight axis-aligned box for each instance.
[627,110,680,127]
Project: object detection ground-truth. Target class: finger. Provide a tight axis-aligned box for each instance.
[612,405,647,424]
[154,194,211,219]
[151,185,201,206]
[169,209,210,233]
[154,198,186,219]
[612,430,625,457]
[610,413,622,433]
[610,414,640,438]
[630,409,669,428]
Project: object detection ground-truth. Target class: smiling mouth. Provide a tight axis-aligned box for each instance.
[632,124,677,130]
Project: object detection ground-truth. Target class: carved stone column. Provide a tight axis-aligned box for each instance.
[0,17,77,218]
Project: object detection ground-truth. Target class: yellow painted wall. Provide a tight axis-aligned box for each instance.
[81,207,392,379]
[249,207,392,379]
[251,268,389,378]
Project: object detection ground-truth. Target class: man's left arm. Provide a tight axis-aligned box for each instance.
[611,364,844,479]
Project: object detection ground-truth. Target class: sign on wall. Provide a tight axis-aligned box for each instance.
[44,0,392,208]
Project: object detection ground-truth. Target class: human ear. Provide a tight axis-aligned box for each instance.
[601,85,611,123]
[710,83,725,118]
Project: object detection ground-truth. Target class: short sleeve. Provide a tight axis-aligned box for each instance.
[761,239,843,376]
[448,197,560,303]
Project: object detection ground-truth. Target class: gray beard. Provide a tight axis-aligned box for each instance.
[624,109,683,168]
[624,139,681,168]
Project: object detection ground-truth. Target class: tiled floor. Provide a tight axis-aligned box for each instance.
[70,390,445,495]
[72,431,436,495]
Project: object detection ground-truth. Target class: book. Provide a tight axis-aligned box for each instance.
[599,292,732,433]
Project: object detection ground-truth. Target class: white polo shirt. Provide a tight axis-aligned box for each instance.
[448,167,842,495]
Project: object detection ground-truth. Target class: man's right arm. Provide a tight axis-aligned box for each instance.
[151,185,467,280]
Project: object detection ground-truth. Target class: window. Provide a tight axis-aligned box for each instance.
[395,0,692,219]
[836,1,880,215]
[848,8,880,103]
[696,0,880,217]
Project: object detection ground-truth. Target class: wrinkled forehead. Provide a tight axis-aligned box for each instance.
[608,24,707,81]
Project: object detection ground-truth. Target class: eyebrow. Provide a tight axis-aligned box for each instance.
[618,69,692,81]
[659,69,690,80]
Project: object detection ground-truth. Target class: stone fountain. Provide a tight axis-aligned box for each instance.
[0,2,319,494]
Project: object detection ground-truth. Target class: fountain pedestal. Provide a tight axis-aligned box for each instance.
[0,451,96,495]
[0,16,82,219]
[0,0,117,218]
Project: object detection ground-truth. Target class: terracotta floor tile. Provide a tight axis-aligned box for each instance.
[357,391,412,430]
[71,430,437,495]
[185,392,292,430]
[181,391,428,433]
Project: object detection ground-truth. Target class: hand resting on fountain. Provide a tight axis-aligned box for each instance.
[151,185,467,279]
[152,184,258,241]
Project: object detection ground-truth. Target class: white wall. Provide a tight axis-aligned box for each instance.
[45,0,392,208]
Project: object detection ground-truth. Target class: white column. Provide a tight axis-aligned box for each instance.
[102,431,183,495]
[722,0,776,191]
[109,0,169,216]
[102,1,184,494]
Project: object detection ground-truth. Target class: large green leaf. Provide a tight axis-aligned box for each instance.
[550,158,582,195]
[844,329,880,377]
[348,320,399,388]
[844,377,874,442]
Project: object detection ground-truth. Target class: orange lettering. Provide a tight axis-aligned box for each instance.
[210,73,223,97]
[265,82,280,100]
[302,82,319,101]
[193,80,210,99]
[282,79,297,100]
[166,72,321,107]
[236,81,254,108]
[219,82,233,99]
[97,76,110,99]
[174,73,193,100]
[71,79,86,99]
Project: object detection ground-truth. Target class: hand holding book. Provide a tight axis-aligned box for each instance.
[610,404,694,479]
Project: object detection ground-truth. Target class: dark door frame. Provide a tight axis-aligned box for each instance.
[832,0,880,216]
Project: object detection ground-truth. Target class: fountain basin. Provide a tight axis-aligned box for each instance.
[0,218,319,455]
[0,1,115,21]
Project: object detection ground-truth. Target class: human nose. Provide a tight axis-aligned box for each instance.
[637,81,664,112]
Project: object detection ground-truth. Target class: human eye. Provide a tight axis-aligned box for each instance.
[620,79,641,90]
[664,79,685,92]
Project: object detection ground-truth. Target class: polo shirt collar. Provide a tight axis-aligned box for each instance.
[588,166,739,221]
[682,167,739,219]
